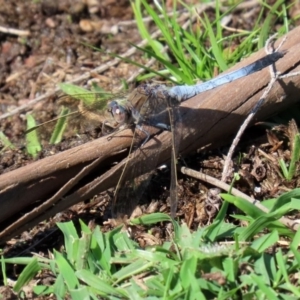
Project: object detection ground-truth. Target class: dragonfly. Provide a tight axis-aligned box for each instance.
[107,50,285,218]
[27,50,285,218]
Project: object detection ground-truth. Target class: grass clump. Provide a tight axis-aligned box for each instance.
[2,196,300,299]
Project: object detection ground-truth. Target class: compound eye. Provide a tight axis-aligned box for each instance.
[108,101,127,124]
[107,100,117,113]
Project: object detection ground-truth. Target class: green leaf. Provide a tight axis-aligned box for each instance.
[76,269,127,298]
[221,194,265,219]
[222,257,237,282]
[180,256,197,289]
[49,107,70,144]
[53,273,66,298]
[130,212,173,225]
[54,250,79,290]
[271,188,300,212]
[13,258,40,293]
[203,13,227,72]
[251,230,279,253]
[113,259,154,284]
[33,285,54,296]
[92,227,112,274]
[204,201,229,242]
[258,0,286,48]
[75,230,91,271]
[56,221,79,265]
[59,83,92,100]
[279,158,289,179]
[0,131,15,150]
[287,133,300,180]
[69,286,93,300]
[25,114,42,157]
[250,273,279,299]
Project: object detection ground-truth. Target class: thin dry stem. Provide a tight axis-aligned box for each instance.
[181,166,298,230]
[221,34,284,182]
[0,25,30,36]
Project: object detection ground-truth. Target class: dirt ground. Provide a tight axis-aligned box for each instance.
[1,0,300,297]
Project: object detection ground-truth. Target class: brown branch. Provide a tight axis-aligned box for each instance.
[1,27,300,241]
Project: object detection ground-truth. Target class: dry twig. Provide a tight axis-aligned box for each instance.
[0,25,30,36]
[221,34,282,181]
[181,167,299,230]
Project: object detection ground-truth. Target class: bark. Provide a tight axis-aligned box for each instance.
[1,26,300,241]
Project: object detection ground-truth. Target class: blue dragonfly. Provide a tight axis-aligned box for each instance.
[107,51,285,218]
[27,51,285,218]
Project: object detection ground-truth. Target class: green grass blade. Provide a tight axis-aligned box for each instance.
[49,107,70,144]
[1,255,7,286]
[279,158,289,179]
[33,285,55,296]
[113,259,153,284]
[180,256,197,289]
[270,188,300,212]
[258,0,286,48]
[130,212,172,225]
[92,227,112,274]
[204,201,229,242]
[53,273,66,299]
[26,114,42,157]
[54,250,79,290]
[13,258,41,293]
[221,194,265,219]
[69,286,92,300]
[287,133,300,180]
[290,222,300,249]
[251,230,279,253]
[132,0,165,60]
[56,221,79,265]
[76,269,127,298]
[0,131,15,150]
[59,83,92,103]
[75,230,91,271]
[251,273,279,299]
[203,14,227,72]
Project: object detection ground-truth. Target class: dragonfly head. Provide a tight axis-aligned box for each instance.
[107,100,129,125]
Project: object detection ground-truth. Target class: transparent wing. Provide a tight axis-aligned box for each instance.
[168,103,182,218]
[27,89,129,138]
[57,92,115,127]
[112,85,181,218]
[112,142,161,218]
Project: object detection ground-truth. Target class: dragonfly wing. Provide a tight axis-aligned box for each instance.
[112,123,163,218]
[138,84,183,217]
[168,103,182,218]
[112,87,170,218]
[112,84,182,218]
[33,91,127,139]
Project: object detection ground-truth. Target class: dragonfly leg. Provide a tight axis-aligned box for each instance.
[137,122,170,146]
[136,124,150,146]
[106,124,130,141]
[102,120,116,135]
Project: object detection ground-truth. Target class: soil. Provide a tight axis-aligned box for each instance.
[1,0,300,298]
